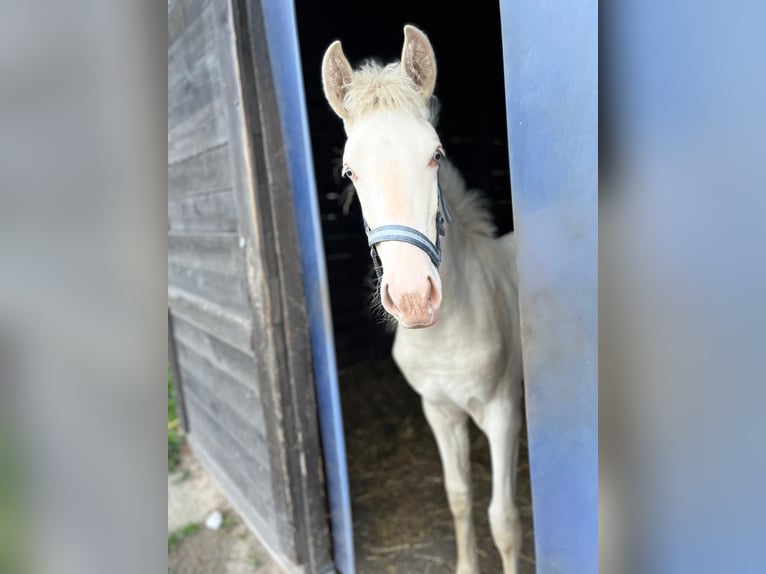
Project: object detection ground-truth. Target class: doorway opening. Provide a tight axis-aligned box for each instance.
[295,2,534,571]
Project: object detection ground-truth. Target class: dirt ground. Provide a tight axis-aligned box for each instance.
[341,358,536,574]
[168,452,281,574]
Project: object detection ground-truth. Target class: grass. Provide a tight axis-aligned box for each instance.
[172,469,191,485]
[221,512,239,531]
[168,522,201,552]
[0,424,26,574]
[168,368,185,473]
[248,551,263,567]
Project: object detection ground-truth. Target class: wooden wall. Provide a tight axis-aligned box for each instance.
[168,0,333,571]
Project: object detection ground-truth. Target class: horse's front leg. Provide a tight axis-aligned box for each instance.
[422,399,479,574]
[480,399,522,574]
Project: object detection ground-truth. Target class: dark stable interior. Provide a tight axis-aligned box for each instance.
[295,0,513,366]
[294,3,533,572]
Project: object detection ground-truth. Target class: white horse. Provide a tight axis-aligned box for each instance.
[322,26,524,574]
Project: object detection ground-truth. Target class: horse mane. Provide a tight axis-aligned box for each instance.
[439,159,497,238]
[343,61,440,124]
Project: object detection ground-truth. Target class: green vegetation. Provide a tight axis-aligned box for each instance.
[248,551,263,567]
[221,512,238,531]
[172,469,190,485]
[0,424,26,574]
[167,522,201,552]
[168,369,185,473]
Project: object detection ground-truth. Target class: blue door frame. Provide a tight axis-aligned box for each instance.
[500,0,598,572]
[262,1,597,572]
[259,2,355,572]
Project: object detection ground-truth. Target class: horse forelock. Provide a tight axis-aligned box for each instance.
[343,61,439,124]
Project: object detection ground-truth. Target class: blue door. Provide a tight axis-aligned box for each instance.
[259,2,355,572]
[261,1,597,572]
[499,1,598,572]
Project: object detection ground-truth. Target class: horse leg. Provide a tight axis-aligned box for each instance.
[422,399,479,574]
[481,399,522,574]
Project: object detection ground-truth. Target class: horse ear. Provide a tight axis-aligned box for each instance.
[322,40,353,120]
[401,25,437,101]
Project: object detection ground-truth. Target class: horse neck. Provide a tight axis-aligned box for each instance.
[435,214,473,319]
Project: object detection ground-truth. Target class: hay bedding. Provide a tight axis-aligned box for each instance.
[339,358,535,573]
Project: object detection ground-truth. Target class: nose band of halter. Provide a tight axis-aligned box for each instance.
[367,224,442,268]
[364,174,452,280]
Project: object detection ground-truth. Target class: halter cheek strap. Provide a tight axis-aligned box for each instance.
[363,172,452,281]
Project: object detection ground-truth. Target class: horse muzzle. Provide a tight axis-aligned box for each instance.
[381,272,442,328]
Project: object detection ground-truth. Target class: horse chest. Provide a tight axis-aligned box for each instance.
[392,335,511,408]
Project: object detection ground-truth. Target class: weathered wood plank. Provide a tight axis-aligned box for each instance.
[167,97,229,165]
[168,0,187,49]
[168,0,304,566]
[168,260,250,313]
[182,386,266,473]
[168,188,239,232]
[171,314,261,387]
[168,0,332,569]
[240,1,333,569]
[184,393,273,517]
[168,2,220,89]
[185,391,269,481]
[168,288,252,354]
[184,3,222,73]
[188,434,286,561]
[168,232,243,276]
[177,348,267,441]
[181,0,211,21]
[168,3,230,165]
[169,0,213,50]
[176,339,263,418]
[168,144,232,198]
[168,36,188,93]
[211,0,302,564]
[168,52,223,135]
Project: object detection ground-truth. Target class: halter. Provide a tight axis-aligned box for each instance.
[363,170,453,281]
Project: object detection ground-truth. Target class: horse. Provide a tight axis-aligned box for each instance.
[321,25,524,574]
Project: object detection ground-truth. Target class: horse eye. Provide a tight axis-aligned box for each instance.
[433,150,443,162]
[343,168,354,179]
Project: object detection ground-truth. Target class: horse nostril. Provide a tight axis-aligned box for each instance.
[427,275,442,309]
[381,282,399,314]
